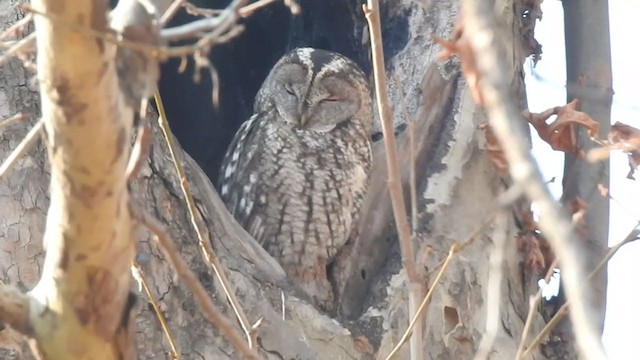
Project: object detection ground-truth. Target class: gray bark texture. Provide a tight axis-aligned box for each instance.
[558,0,612,353]
[0,0,567,358]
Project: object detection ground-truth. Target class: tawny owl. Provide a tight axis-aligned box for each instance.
[219,48,373,308]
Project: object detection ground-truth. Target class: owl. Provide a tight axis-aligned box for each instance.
[219,48,373,309]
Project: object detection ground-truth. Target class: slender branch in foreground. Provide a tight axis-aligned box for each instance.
[159,0,187,27]
[521,224,640,359]
[0,119,43,179]
[363,2,423,359]
[515,258,560,359]
[384,243,459,360]
[0,32,36,68]
[131,263,181,360]
[460,1,606,358]
[154,91,258,350]
[0,13,32,40]
[132,206,261,360]
[474,211,508,360]
[0,113,28,131]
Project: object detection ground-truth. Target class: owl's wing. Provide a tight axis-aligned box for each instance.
[218,114,266,230]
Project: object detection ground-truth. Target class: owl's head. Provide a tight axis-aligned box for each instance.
[254,48,373,133]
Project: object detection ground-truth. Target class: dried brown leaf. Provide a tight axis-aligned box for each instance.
[587,121,640,178]
[609,122,640,147]
[627,150,640,180]
[526,99,599,156]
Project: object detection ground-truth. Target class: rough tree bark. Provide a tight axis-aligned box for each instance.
[0,0,596,359]
[558,0,612,355]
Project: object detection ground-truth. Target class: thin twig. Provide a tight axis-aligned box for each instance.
[384,243,459,360]
[0,32,36,68]
[0,13,33,40]
[460,1,606,358]
[132,207,261,360]
[161,0,248,46]
[515,258,560,359]
[159,0,187,27]
[0,119,43,179]
[0,113,28,131]
[283,0,301,14]
[409,121,418,235]
[363,2,422,359]
[126,122,152,180]
[153,91,257,350]
[474,211,508,360]
[520,224,640,359]
[239,0,280,17]
[131,263,181,360]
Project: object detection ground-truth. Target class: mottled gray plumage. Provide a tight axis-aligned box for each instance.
[219,48,373,308]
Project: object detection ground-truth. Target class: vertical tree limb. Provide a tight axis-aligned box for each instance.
[363,1,423,359]
[460,0,606,358]
[29,0,136,358]
[561,0,612,336]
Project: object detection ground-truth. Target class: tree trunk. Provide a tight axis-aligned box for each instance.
[0,0,583,359]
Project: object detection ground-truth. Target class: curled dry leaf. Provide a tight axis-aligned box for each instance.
[525,99,600,157]
[478,123,509,175]
[587,121,640,179]
[610,122,640,179]
[626,152,640,180]
[434,22,483,104]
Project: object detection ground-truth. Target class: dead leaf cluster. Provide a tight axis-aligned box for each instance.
[588,121,640,179]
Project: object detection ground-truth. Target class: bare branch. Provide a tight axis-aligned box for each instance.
[0,13,32,40]
[0,33,35,68]
[0,119,43,179]
[132,207,261,360]
[363,2,423,359]
[126,122,152,181]
[0,113,29,131]
[460,1,606,358]
[154,91,257,350]
[131,263,181,360]
[515,258,559,359]
[160,0,248,43]
[159,0,187,27]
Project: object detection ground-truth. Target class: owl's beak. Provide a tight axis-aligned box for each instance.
[299,113,309,127]
[298,103,310,127]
